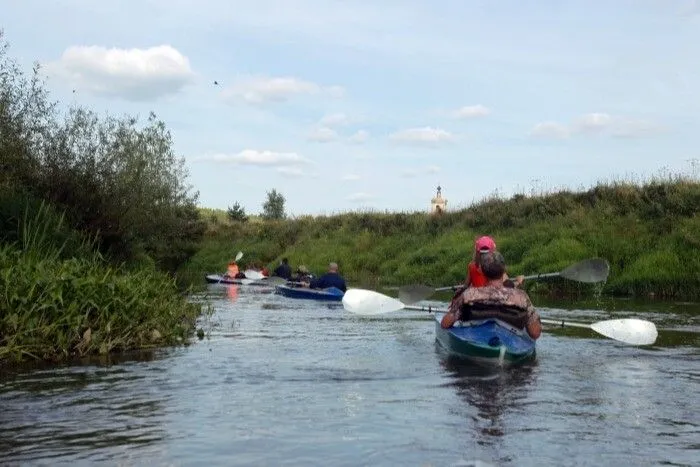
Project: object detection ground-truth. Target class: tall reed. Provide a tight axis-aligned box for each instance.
[0,199,204,365]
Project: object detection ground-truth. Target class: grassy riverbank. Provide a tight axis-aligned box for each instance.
[181,178,700,300]
[0,194,205,365]
[1,33,206,365]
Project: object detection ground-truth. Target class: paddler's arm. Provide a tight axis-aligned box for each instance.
[441,288,465,329]
[524,300,542,340]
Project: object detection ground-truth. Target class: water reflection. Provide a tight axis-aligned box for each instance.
[0,351,169,464]
[439,351,537,444]
[226,284,239,303]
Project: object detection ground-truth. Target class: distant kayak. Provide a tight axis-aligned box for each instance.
[204,274,273,286]
[274,284,345,301]
[433,312,536,366]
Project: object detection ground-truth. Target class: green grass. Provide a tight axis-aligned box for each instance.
[181,178,700,300]
[0,197,206,365]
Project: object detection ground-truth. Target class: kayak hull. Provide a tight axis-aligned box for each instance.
[204,274,272,286]
[275,284,345,301]
[434,312,536,366]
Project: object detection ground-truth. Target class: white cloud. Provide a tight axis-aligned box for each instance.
[197,149,311,167]
[401,165,442,177]
[342,174,361,181]
[221,75,344,104]
[44,45,195,101]
[452,104,491,119]
[277,167,305,177]
[389,127,454,145]
[307,126,338,143]
[319,113,351,126]
[574,112,613,132]
[530,121,571,139]
[348,129,369,144]
[575,113,661,138]
[346,192,374,202]
[531,113,661,139]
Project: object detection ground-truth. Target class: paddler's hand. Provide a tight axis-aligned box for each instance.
[515,275,525,287]
[440,311,458,329]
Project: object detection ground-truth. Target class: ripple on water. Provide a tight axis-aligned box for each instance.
[1,290,699,466]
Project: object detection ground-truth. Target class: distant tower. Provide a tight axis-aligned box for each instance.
[430,185,447,214]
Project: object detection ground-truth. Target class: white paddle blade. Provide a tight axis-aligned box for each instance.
[342,289,405,315]
[244,269,265,280]
[235,251,244,262]
[590,318,658,346]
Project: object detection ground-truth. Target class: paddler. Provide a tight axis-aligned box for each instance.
[466,235,524,288]
[442,250,542,340]
[225,259,240,279]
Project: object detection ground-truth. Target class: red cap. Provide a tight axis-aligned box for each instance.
[475,235,496,252]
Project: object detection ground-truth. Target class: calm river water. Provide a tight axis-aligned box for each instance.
[1,284,698,466]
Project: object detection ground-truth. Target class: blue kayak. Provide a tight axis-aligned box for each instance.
[434,312,536,366]
[275,284,345,301]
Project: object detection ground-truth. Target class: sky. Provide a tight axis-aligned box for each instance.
[2,0,700,216]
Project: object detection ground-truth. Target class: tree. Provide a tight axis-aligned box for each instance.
[261,189,286,220]
[227,202,248,222]
[0,32,205,272]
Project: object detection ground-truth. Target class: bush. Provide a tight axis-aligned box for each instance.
[0,31,205,273]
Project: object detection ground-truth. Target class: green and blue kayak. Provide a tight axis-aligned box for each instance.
[434,312,536,366]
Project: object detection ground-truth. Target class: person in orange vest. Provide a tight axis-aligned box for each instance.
[465,235,523,288]
[225,260,240,279]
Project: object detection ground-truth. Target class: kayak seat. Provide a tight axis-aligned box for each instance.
[461,303,529,329]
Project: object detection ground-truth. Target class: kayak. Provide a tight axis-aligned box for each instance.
[275,284,345,301]
[204,274,272,286]
[433,312,536,366]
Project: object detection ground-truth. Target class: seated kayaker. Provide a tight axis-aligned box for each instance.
[291,265,314,285]
[305,262,347,292]
[224,260,240,279]
[465,235,524,288]
[442,250,542,340]
[273,258,293,280]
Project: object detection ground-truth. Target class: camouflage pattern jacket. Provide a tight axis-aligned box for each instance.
[447,284,537,329]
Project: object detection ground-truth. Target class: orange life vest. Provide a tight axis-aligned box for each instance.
[467,261,488,287]
[227,263,239,277]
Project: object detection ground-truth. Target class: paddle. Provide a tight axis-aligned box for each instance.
[242,272,300,286]
[341,288,658,346]
[227,276,292,286]
[398,258,611,305]
[244,269,265,281]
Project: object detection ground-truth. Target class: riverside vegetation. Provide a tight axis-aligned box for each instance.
[182,177,700,300]
[0,32,206,365]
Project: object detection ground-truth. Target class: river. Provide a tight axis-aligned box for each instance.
[1,284,698,466]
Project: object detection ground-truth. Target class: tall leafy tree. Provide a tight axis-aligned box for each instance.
[261,189,286,220]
